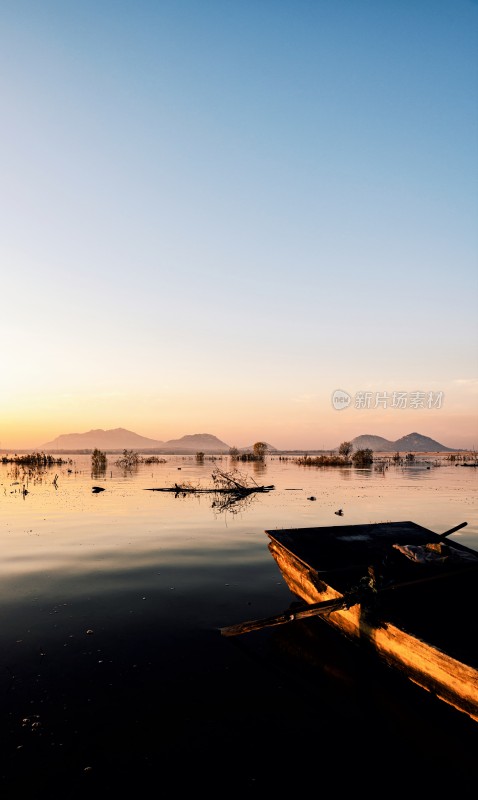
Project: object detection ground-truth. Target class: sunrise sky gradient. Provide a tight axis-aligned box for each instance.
[1,1,477,451]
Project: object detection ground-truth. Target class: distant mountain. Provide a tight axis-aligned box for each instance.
[348,435,395,451]
[41,428,164,451]
[40,427,454,455]
[156,433,231,453]
[392,432,453,452]
[339,432,454,453]
[40,428,232,453]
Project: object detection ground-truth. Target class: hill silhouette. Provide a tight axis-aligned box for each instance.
[342,432,453,452]
[40,428,232,453]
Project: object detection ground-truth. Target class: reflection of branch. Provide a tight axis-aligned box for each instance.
[211,490,257,515]
[163,487,259,514]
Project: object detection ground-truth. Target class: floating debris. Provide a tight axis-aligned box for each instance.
[145,468,275,515]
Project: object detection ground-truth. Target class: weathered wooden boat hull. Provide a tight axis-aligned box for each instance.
[265,521,478,722]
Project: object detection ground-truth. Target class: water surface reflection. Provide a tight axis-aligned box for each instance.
[0,454,476,794]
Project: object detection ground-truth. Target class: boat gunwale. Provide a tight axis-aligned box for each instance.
[265,521,478,722]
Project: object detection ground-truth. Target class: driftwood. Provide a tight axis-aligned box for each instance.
[144,485,274,494]
[144,467,275,514]
[144,466,275,496]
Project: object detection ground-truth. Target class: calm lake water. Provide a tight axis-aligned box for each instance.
[1,453,477,796]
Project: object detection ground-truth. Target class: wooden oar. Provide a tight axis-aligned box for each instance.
[438,521,467,538]
[220,595,356,637]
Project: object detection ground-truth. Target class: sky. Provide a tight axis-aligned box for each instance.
[1,0,477,451]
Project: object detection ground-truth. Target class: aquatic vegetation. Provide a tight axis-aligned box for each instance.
[352,448,374,466]
[91,448,108,474]
[296,454,351,466]
[1,452,69,467]
[229,442,269,462]
[338,441,353,458]
[114,449,143,469]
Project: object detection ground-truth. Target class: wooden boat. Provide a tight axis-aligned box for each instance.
[222,520,478,722]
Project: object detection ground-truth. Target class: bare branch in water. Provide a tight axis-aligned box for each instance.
[144,468,275,515]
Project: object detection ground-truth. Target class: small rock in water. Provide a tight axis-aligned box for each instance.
[92,486,105,493]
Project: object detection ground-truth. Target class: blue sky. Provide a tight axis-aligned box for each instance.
[1,0,477,449]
